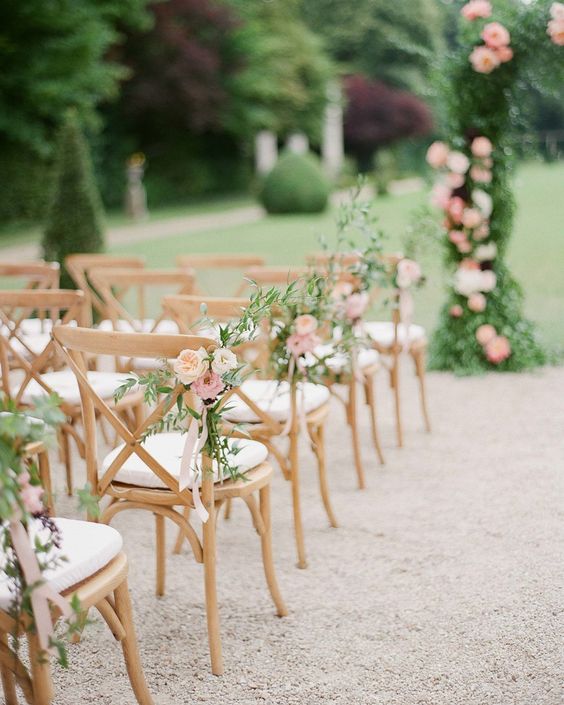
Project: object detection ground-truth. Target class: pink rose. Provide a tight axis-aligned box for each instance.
[471,136,493,158]
[481,22,510,48]
[473,223,490,241]
[476,324,497,345]
[461,0,492,20]
[446,151,470,174]
[286,331,321,357]
[460,259,481,270]
[431,183,452,209]
[551,3,564,20]
[396,259,422,289]
[480,270,497,292]
[449,305,464,318]
[462,208,482,229]
[467,292,487,312]
[295,314,318,336]
[18,472,44,515]
[331,281,353,300]
[470,166,492,183]
[449,230,467,245]
[426,141,450,168]
[458,241,472,254]
[548,18,564,45]
[495,45,514,63]
[447,196,466,224]
[345,291,370,320]
[470,46,501,73]
[485,335,511,364]
[447,172,465,189]
[191,370,225,401]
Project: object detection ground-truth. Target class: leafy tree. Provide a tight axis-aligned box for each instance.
[301,0,443,91]
[343,75,433,171]
[43,113,105,287]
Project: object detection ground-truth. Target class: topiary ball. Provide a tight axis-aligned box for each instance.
[259,152,330,214]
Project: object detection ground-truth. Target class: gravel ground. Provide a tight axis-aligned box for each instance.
[45,364,564,705]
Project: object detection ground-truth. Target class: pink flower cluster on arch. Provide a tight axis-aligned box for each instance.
[548,3,564,45]
[461,1,513,73]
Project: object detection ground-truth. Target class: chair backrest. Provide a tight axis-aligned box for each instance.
[65,254,146,324]
[0,289,86,408]
[239,265,311,295]
[52,325,219,504]
[0,261,60,290]
[88,267,196,333]
[176,254,266,296]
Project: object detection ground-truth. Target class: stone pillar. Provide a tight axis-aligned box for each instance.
[255,130,278,175]
[125,153,148,221]
[322,81,344,180]
[286,132,309,155]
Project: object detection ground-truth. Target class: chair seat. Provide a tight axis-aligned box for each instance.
[101,435,268,489]
[222,379,330,424]
[9,332,53,358]
[17,370,129,406]
[0,518,122,610]
[97,318,179,334]
[363,321,426,348]
[307,344,379,374]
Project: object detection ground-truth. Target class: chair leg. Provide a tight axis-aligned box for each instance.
[390,358,403,448]
[202,500,223,675]
[413,347,431,433]
[347,380,366,489]
[38,447,55,515]
[27,631,53,705]
[364,376,385,465]
[310,424,338,528]
[223,498,232,520]
[114,579,154,705]
[172,506,191,555]
[258,485,288,617]
[0,632,18,705]
[60,428,73,496]
[154,513,166,597]
[289,429,307,569]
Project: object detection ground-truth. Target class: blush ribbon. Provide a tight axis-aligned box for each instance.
[179,406,210,523]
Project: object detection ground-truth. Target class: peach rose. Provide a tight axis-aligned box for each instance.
[431,183,452,209]
[191,370,225,401]
[476,324,496,345]
[551,3,564,20]
[345,291,370,319]
[470,166,492,183]
[173,347,208,385]
[548,18,564,45]
[485,335,511,364]
[480,270,497,292]
[462,208,482,229]
[461,0,492,20]
[447,172,465,189]
[446,151,470,174]
[481,22,510,48]
[473,223,490,241]
[449,230,467,245]
[295,314,318,336]
[426,141,450,168]
[458,240,472,254]
[460,259,481,270]
[447,196,466,224]
[470,46,501,73]
[468,292,487,312]
[331,281,354,299]
[286,331,320,357]
[471,136,493,158]
[495,45,514,63]
[449,305,464,318]
[396,259,422,289]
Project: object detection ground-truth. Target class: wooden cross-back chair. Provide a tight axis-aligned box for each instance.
[308,250,431,448]
[65,254,145,326]
[175,254,266,296]
[239,265,312,293]
[52,325,287,676]
[0,290,143,496]
[0,521,153,705]
[162,294,338,570]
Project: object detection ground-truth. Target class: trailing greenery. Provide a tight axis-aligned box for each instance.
[42,112,105,288]
[259,152,330,214]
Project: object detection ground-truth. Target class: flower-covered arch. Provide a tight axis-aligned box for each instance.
[428,0,563,374]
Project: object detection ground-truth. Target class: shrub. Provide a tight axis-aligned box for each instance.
[42,112,105,288]
[259,152,330,214]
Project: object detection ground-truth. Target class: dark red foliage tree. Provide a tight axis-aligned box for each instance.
[343,74,433,171]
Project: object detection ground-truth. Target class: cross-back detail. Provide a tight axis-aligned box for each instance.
[239,265,311,293]
[0,261,60,290]
[175,255,266,296]
[88,268,196,333]
[0,290,86,407]
[64,254,146,324]
[52,326,217,500]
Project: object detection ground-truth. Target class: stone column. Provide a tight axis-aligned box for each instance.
[255,130,278,175]
[286,132,309,155]
[322,81,344,180]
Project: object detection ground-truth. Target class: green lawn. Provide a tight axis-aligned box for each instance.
[112,161,564,352]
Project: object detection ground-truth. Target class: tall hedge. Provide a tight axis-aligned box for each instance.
[43,113,105,288]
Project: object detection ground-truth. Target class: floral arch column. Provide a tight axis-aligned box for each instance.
[428,0,563,374]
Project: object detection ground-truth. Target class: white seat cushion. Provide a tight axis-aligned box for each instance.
[97,318,178,334]
[222,379,330,424]
[8,332,53,358]
[307,344,379,374]
[0,518,122,610]
[102,434,268,489]
[363,321,426,348]
[17,370,129,405]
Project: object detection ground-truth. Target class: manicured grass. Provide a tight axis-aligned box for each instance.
[113,161,564,352]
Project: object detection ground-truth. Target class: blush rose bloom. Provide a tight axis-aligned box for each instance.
[474,243,497,261]
[470,166,492,183]
[345,291,370,319]
[473,223,490,241]
[468,292,487,312]
[449,305,464,318]
[426,141,450,168]
[495,45,514,63]
[431,183,451,209]
[396,259,422,289]
[192,370,225,400]
[173,347,208,384]
[211,347,238,376]
[471,136,493,158]
[485,335,511,364]
[458,241,472,254]
[18,473,44,514]
[294,314,318,336]
[286,331,321,357]
[446,151,470,174]
[552,3,564,20]
[548,18,564,45]
[473,189,493,217]
[447,196,466,224]
[447,172,465,189]
[449,230,467,245]
[462,208,482,229]
[476,324,497,346]
[461,0,492,20]
[481,22,510,48]
[470,46,501,73]
[331,281,354,299]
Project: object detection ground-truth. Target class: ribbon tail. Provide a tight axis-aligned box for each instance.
[179,418,199,492]
[280,357,296,437]
[189,409,210,523]
[399,289,414,358]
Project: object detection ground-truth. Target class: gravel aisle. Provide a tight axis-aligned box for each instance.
[48,365,564,705]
